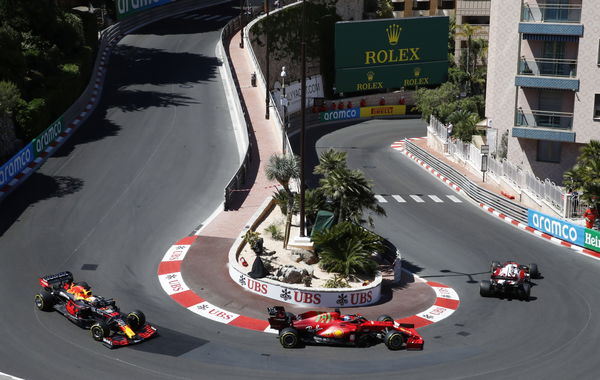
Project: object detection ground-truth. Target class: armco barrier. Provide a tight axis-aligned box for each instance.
[405,139,529,224]
[0,0,228,201]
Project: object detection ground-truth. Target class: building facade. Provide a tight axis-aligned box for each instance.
[486,0,599,185]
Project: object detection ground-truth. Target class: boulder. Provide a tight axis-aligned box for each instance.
[275,265,311,284]
[292,249,319,265]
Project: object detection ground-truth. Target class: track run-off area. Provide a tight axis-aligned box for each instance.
[0,3,599,379]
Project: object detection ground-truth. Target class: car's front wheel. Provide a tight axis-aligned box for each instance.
[279,327,300,348]
[34,291,55,311]
[384,331,405,350]
[127,310,146,331]
[90,322,110,341]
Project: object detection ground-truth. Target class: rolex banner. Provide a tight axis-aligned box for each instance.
[335,17,449,93]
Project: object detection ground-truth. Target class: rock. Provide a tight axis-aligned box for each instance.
[275,265,310,284]
[292,249,319,265]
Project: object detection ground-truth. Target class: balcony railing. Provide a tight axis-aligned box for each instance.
[521,2,582,23]
[516,109,573,129]
[518,57,577,77]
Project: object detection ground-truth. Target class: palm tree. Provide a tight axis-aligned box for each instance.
[265,154,300,247]
[456,23,481,76]
[448,109,480,143]
[313,149,347,176]
[312,222,381,278]
[564,140,600,206]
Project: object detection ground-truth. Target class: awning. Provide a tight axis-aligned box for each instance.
[523,33,578,42]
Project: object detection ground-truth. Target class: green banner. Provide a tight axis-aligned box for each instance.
[584,228,600,252]
[33,116,65,156]
[335,17,448,93]
[116,0,173,20]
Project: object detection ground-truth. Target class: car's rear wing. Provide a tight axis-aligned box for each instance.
[267,306,291,331]
[39,271,73,289]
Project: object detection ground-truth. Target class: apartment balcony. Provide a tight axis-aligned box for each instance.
[513,108,576,142]
[515,75,579,91]
[519,2,583,38]
[521,2,582,23]
[518,58,577,78]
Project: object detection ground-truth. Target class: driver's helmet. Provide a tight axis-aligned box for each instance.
[508,264,518,277]
[342,315,351,321]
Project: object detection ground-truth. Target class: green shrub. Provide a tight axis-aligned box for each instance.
[15,97,47,139]
[264,223,284,241]
[323,274,350,288]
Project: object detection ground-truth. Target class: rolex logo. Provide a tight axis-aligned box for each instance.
[367,71,374,81]
[414,67,421,77]
[386,24,401,46]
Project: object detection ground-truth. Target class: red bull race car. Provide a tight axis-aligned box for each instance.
[479,260,540,300]
[267,306,424,350]
[34,271,157,348]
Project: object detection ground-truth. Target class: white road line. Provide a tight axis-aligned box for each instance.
[447,195,462,203]
[428,195,443,203]
[410,195,425,203]
[375,195,387,203]
[392,195,406,203]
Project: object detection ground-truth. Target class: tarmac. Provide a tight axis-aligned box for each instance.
[157,27,598,332]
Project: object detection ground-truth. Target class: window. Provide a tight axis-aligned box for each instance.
[594,94,600,120]
[537,140,561,163]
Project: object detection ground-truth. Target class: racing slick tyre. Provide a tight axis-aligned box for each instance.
[528,263,539,279]
[520,283,531,301]
[90,321,110,341]
[479,280,493,297]
[377,315,394,322]
[127,310,146,331]
[34,291,55,311]
[490,261,501,272]
[384,331,405,350]
[279,327,300,348]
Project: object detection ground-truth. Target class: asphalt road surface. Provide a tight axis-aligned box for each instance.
[0,3,599,379]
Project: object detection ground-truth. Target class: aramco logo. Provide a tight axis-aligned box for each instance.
[386,24,401,45]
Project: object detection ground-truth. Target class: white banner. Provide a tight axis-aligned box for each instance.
[229,264,381,308]
[272,75,324,115]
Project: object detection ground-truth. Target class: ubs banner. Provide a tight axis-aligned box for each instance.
[334,17,449,93]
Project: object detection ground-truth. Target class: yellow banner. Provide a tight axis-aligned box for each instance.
[360,105,406,118]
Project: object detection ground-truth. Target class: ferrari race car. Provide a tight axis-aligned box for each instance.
[267,306,424,350]
[34,271,157,348]
[479,260,540,300]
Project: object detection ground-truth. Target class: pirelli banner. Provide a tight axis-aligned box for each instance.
[334,17,449,93]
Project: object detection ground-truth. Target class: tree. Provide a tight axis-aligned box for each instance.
[564,140,600,207]
[448,109,480,143]
[312,222,381,278]
[376,0,394,18]
[0,81,21,157]
[265,153,300,247]
[315,149,386,227]
[413,82,460,122]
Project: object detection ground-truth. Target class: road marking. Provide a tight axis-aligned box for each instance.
[428,195,443,203]
[447,195,462,203]
[410,195,424,203]
[392,195,406,203]
[375,195,387,203]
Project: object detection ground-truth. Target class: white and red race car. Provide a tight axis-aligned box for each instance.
[480,261,540,300]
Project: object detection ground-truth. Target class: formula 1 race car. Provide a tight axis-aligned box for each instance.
[267,306,424,350]
[479,261,540,300]
[34,271,157,348]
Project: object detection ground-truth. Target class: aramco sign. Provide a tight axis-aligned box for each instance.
[334,17,448,93]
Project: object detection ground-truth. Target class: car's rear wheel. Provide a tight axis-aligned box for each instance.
[521,283,531,301]
[279,327,300,348]
[528,263,539,279]
[90,322,110,341]
[480,280,493,297]
[127,310,146,330]
[377,314,394,322]
[384,331,405,350]
[34,291,55,311]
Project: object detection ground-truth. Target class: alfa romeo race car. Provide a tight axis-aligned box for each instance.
[479,260,540,300]
[267,306,424,350]
[34,271,157,348]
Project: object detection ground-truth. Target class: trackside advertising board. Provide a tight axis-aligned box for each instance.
[318,105,406,122]
[528,209,600,252]
[33,117,64,156]
[116,0,173,19]
[0,143,34,188]
[335,17,448,93]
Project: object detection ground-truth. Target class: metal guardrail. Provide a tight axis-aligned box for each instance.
[405,140,529,224]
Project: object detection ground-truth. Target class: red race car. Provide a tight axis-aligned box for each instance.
[267,306,424,350]
[34,271,158,348]
[479,260,540,300]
